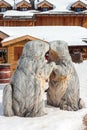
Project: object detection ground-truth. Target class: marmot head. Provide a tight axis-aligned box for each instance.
[48,40,71,61]
[22,40,49,60]
[45,48,59,63]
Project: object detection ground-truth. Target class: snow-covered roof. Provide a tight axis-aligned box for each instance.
[35,0,87,11]
[0,26,87,46]
[3,10,34,17]
[0,0,87,16]
[36,0,71,11]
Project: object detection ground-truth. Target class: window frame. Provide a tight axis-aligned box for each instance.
[1,7,7,12]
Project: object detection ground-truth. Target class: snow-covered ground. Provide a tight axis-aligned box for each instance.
[0,61,87,130]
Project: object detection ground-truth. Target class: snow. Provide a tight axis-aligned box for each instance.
[1,26,87,46]
[0,61,87,130]
[3,10,34,17]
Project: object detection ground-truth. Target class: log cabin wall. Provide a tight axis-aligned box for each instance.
[0,14,4,26]
[0,20,4,26]
[0,14,3,19]
[0,14,87,27]
[82,16,87,28]
[3,18,35,26]
[35,14,87,27]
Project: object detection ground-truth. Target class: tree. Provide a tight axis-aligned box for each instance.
[29,0,35,9]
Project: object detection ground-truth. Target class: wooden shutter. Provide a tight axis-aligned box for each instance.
[14,47,23,61]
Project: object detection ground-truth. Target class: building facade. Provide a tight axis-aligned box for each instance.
[0,0,87,27]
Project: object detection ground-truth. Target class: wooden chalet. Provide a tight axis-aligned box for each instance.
[0,0,12,12]
[0,35,43,73]
[71,0,87,12]
[1,12,87,27]
[0,0,87,27]
[37,0,53,11]
[16,0,32,11]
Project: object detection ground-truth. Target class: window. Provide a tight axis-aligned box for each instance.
[75,8,82,12]
[21,7,28,11]
[1,7,7,12]
[0,49,7,63]
[41,7,48,11]
[14,47,23,61]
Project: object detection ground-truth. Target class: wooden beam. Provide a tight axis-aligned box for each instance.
[38,0,53,8]
[71,1,86,8]
[1,35,47,47]
[0,0,11,7]
[17,1,31,8]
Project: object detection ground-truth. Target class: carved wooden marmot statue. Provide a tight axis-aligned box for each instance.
[46,40,84,111]
[3,40,54,117]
